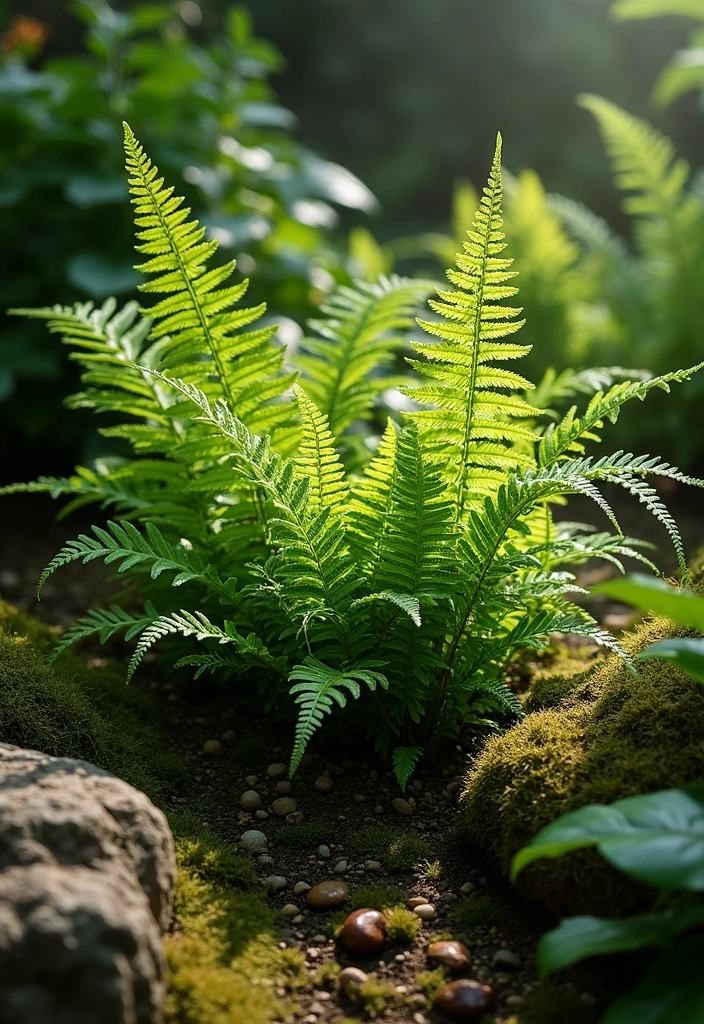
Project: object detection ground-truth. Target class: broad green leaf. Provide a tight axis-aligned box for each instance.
[603,935,704,1024]
[612,0,704,18]
[538,905,704,976]
[639,638,704,683]
[512,786,704,890]
[597,574,704,632]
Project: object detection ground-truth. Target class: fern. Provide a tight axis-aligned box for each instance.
[10,125,704,788]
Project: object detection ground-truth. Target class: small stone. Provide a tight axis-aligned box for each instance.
[394,953,406,962]
[309,1002,325,1016]
[492,949,521,970]
[413,1014,428,1024]
[240,830,268,854]
[258,854,274,866]
[434,979,496,1020]
[240,790,261,811]
[312,933,327,943]
[306,880,350,908]
[222,730,236,742]
[292,915,303,924]
[333,860,348,873]
[293,881,311,895]
[306,947,320,959]
[459,882,475,895]
[427,940,472,973]
[255,810,269,820]
[275,780,292,795]
[407,897,427,909]
[202,739,221,755]
[338,966,368,994]
[364,860,382,872]
[413,903,437,921]
[245,775,258,786]
[267,763,287,777]
[286,811,304,825]
[438,891,458,904]
[340,908,386,954]
[374,804,383,814]
[314,775,334,793]
[265,875,287,891]
[505,995,525,1010]
[354,794,365,803]
[392,798,413,815]
[281,904,299,917]
[317,845,331,859]
[272,797,297,816]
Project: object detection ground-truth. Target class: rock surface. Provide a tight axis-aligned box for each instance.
[0,743,175,1024]
[434,979,496,1019]
[340,908,387,953]
[306,880,350,908]
[427,940,472,973]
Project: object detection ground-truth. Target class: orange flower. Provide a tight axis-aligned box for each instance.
[0,15,50,57]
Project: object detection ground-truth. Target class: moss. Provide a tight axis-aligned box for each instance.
[170,813,256,891]
[354,978,393,1018]
[312,961,341,988]
[449,895,507,936]
[419,858,443,882]
[275,823,329,847]
[352,825,430,871]
[383,905,421,943]
[460,613,704,915]
[415,966,448,1002]
[0,600,185,803]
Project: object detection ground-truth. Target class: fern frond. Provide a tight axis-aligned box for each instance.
[392,745,423,791]
[288,657,389,775]
[123,122,295,439]
[405,134,535,517]
[48,602,159,662]
[351,591,422,627]
[38,520,226,597]
[295,387,348,515]
[298,275,433,437]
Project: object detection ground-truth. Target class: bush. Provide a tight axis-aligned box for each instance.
[460,613,704,916]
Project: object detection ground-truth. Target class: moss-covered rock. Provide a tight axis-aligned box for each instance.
[460,614,704,916]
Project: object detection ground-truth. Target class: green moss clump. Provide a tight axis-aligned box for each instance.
[460,614,704,916]
[275,823,329,847]
[0,599,185,803]
[352,825,430,871]
[415,967,448,1002]
[384,905,421,943]
[354,978,394,1018]
[449,895,507,937]
[170,813,256,891]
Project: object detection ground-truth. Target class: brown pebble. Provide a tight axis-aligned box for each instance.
[392,797,413,815]
[275,780,292,795]
[306,880,350,908]
[272,797,297,816]
[202,739,221,755]
[315,775,334,793]
[427,941,472,973]
[338,966,368,994]
[240,790,261,811]
[340,908,387,954]
[434,980,496,1020]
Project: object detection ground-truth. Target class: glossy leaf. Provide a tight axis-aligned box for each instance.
[603,935,704,1024]
[597,574,704,632]
[639,638,704,683]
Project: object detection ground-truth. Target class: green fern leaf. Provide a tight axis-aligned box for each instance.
[48,602,159,663]
[392,745,424,792]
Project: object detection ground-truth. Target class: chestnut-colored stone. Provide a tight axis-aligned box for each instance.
[340,908,386,954]
[434,980,496,1020]
[427,940,472,973]
[306,880,350,908]
[338,966,368,994]
[272,797,297,816]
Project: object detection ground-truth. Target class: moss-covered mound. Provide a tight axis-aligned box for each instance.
[460,614,704,916]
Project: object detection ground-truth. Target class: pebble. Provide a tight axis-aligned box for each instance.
[240,790,261,811]
[293,881,311,895]
[312,933,327,943]
[306,947,321,959]
[413,903,437,921]
[202,739,222,755]
[364,860,382,872]
[306,880,350,908]
[492,949,521,970]
[392,798,413,815]
[407,897,428,910]
[505,994,525,1009]
[318,845,331,859]
[255,810,269,820]
[434,979,496,1020]
[427,940,472,973]
[222,730,236,742]
[272,797,297,816]
[286,811,304,825]
[338,966,368,994]
[334,860,348,873]
[240,830,268,854]
[275,780,292,794]
[459,882,475,895]
[314,775,334,793]
[413,1014,428,1024]
[258,854,274,866]
[374,804,383,814]
[281,904,299,916]
[267,763,287,777]
[264,875,287,891]
[340,908,387,954]
[309,1002,325,1016]
[246,775,258,786]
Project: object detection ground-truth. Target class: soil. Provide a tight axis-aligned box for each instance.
[1,488,699,1021]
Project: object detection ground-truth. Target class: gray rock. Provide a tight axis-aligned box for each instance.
[267,763,287,777]
[317,845,331,858]
[392,798,413,815]
[264,875,287,891]
[240,830,268,854]
[240,790,261,811]
[493,948,521,970]
[0,744,175,1024]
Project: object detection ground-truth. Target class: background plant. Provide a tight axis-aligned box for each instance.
[8,128,704,787]
[0,0,374,477]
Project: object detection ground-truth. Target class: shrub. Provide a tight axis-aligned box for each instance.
[460,612,704,916]
[8,125,703,788]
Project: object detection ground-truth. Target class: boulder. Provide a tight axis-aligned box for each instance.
[0,743,175,1023]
